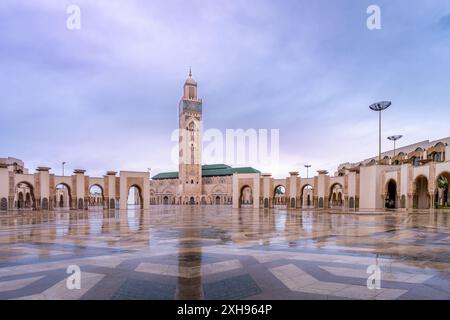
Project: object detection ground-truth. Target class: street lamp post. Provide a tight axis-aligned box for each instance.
[369,101,391,163]
[387,135,403,158]
[62,162,66,176]
[304,164,311,179]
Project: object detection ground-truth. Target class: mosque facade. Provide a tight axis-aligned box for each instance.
[1,74,450,212]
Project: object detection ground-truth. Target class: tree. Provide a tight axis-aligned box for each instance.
[438,176,449,206]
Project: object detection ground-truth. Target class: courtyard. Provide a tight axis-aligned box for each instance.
[0,207,449,300]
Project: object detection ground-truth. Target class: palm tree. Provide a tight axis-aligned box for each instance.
[438,176,449,207]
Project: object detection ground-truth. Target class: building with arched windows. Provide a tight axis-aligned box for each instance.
[1,72,450,212]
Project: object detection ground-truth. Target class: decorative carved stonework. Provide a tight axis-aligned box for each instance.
[71,175,77,195]
[34,173,41,198]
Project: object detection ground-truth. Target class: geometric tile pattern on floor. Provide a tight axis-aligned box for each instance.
[136,259,242,278]
[319,265,434,284]
[111,278,176,300]
[270,264,407,300]
[1,207,450,300]
[13,272,105,300]
[203,274,262,300]
[0,276,45,293]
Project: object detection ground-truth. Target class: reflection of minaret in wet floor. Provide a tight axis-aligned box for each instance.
[175,207,203,299]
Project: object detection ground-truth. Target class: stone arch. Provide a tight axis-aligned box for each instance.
[109,198,116,209]
[161,188,175,206]
[435,171,450,208]
[413,175,430,209]
[128,185,143,209]
[89,184,104,207]
[301,184,313,207]
[42,198,49,210]
[77,198,84,209]
[240,185,253,207]
[318,197,324,208]
[385,179,397,209]
[349,197,355,209]
[55,183,72,209]
[15,181,35,209]
[328,183,344,208]
[1,197,7,211]
[273,185,286,206]
[149,189,156,205]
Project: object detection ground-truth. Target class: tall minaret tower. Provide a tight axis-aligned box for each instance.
[178,68,203,200]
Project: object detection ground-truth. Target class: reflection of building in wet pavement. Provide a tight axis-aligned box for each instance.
[0,206,449,300]
[176,207,203,299]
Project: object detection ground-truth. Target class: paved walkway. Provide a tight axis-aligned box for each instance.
[0,207,449,300]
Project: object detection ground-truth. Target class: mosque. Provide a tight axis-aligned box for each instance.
[1,72,450,212]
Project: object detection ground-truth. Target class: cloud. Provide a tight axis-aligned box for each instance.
[1,0,449,178]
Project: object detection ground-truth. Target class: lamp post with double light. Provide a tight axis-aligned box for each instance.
[62,162,66,176]
[304,164,311,179]
[369,101,391,163]
[387,135,403,158]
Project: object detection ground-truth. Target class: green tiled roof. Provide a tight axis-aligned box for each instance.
[152,164,260,180]
[201,166,260,177]
[202,164,231,170]
[151,171,179,180]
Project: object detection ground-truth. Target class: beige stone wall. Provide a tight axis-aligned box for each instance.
[2,144,450,212]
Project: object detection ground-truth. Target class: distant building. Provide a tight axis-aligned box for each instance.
[0,157,28,174]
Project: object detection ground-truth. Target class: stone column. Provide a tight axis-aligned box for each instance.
[105,171,117,209]
[288,172,299,209]
[0,164,9,211]
[142,171,150,210]
[74,169,86,210]
[253,174,260,209]
[232,174,239,209]
[261,173,272,208]
[36,167,51,210]
[317,170,329,209]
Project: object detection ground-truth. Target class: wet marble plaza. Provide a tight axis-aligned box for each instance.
[0,206,449,300]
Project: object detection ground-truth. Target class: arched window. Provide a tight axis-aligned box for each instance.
[434,153,441,162]
[0,198,7,210]
[189,86,195,99]
[319,197,324,208]
[191,144,195,164]
[349,197,355,209]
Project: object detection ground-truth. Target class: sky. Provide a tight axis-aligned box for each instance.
[1,0,450,178]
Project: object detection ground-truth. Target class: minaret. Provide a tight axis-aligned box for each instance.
[178,69,203,202]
